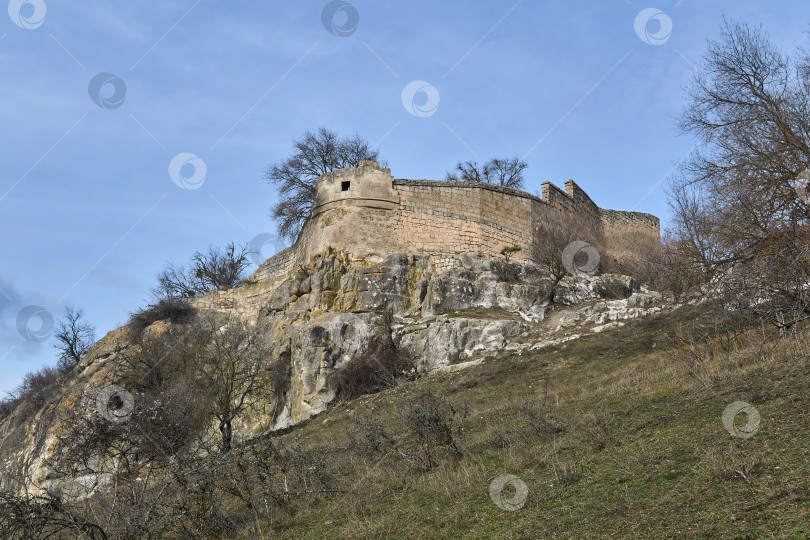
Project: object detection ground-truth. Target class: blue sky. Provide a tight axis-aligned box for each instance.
[0,0,806,395]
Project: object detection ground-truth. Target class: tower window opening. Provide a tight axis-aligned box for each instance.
[341,181,351,191]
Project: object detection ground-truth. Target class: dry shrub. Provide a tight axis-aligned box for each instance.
[551,456,583,487]
[485,419,512,450]
[0,364,68,422]
[118,317,202,393]
[0,400,13,419]
[53,375,211,486]
[187,436,335,534]
[531,207,603,282]
[329,336,416,403]
[705,451,761,484]
[512,382,565,441]
[348,388,467,471]
[674,305,759,369]
[0,491,106,540]
[128,297,196,335]
[45,430,335,539]
[602,235,699,295]
[491,259,522,283]
[513,394,565,439]
[349,413,396,457]
[399,387,467,470]
[593,275,636,300]
[578,410,615,452]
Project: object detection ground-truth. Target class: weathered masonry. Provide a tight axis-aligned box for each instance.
[255,161,660,280]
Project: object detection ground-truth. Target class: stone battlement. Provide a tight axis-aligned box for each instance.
[254,161,660,281]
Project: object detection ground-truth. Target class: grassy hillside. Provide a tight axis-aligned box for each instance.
[252,305,810,539]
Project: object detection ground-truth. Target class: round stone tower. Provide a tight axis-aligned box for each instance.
[311,161,400,217]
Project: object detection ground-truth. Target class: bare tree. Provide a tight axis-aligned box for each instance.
[154,242,251,299]
[666,182,722,280]
[21,309,324,538]
[265,127,382,241]
[531,209,602,282]
[669,19,810,328]
[445,157,528,189]
[152,263,198,300]
[191,243,251,291]
[49,318,229,539]
[192,315,271,452]
[53,307,96,369]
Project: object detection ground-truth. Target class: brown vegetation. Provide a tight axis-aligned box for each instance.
[669,20,810,330]
[329,314,417,402]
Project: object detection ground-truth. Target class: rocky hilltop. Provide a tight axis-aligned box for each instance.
[0,164,669,499]
[0,247,667,497]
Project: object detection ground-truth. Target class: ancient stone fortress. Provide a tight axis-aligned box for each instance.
[255,161,660,280]
[0,165,667,496]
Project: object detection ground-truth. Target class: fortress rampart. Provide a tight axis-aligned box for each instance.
[254,162,660,281]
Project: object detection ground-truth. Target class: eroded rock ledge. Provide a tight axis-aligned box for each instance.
[0,250,668,496]
[193,250,661,428]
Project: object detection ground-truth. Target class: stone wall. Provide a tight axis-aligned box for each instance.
[394,180,534,259]
[252,161,660,280]
[600,208,662,262]
[253,246,298,282]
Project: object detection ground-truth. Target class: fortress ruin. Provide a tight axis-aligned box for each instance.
[255,161,660,279]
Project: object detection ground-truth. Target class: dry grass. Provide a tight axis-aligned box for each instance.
[232,306,810,539]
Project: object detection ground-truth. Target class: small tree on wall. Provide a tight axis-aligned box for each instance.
[445,157,528,189]
[500,245,522,263]
[153,242,251,299]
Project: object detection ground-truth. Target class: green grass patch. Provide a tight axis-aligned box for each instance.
[238,305,810,539]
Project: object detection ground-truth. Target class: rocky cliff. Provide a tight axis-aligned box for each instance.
[0,249,667,496]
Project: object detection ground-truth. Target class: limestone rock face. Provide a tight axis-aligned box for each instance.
[273,311,384,429]
[195,251,658,430]
[0,249,670,497]
[237,251,557,428]
[552,274,639,305]
[400,318,528,371]
[552,288,664,331]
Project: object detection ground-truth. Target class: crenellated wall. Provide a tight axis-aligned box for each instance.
[253,161,660,280]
